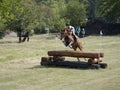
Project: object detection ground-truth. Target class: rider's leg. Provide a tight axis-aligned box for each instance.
[68,32,78,48]
[73,32,78,40]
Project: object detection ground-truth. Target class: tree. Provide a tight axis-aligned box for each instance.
[0,0,89,38]
[0,0,24,25]
[34,0,67,33]
[65,0,87,26]
[96,0,120,22]
[0,0,24,39]
[87,0,96,21]
[48,0,66,32]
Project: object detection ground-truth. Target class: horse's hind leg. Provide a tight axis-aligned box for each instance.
[27,37,29,42]
[78,44,83,51]
[77,57,80,62]
[84,58,87,61]
[73,48,80,62]
[74,47,80,62]
[77,46,87,61]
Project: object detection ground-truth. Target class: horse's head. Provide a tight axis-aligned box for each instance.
[60,28,65,40]
[60,28,71,40]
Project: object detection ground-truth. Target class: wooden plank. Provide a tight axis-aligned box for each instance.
[48,50,104,58]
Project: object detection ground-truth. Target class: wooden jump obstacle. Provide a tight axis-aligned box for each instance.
[48,50,104,58]
[41,50,107,69]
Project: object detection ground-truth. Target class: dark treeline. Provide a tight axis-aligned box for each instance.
[85,0,120,35]
[85,19,120,35]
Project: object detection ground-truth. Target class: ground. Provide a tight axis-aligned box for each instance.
[0,34,120,90]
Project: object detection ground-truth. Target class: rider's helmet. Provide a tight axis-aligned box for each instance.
[66,23,70,26]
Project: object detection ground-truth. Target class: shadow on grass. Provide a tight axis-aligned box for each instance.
[28,64,95,70]
[25,57,107,70]
[28,60,104,70]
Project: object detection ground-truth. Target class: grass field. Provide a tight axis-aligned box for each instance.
[0,34,120,90]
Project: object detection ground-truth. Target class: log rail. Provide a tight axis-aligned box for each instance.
[48,50,104,58]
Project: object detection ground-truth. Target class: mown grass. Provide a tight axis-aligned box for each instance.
[0,34,120,90]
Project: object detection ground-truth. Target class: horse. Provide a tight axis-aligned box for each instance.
[17,30,29,43]
[60,28,83,61]
[60,28,83,51]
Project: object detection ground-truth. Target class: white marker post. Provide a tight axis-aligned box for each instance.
[55,34,59,50]
[98,30,103,58]
[45,27,49,38]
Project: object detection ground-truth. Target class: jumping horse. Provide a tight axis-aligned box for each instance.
[60,28,83,61]
[60,28,83,51]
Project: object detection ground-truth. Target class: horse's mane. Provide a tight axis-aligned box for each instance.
[63,28,77,41]
[63,28,71,35]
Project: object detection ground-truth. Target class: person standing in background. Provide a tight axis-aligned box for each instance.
[81,27,85,38]
[75,25,81,37]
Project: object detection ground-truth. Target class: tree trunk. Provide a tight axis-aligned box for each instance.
[17,29,22,43]
[18,30,22,43]
[22,31,29,42]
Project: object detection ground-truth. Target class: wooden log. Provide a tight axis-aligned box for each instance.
[41,57,49,65]
[48,50,104,58]
[99,63,108,69]
[53,56,65,61]
[88,58,102,64]
[41,60,101,69]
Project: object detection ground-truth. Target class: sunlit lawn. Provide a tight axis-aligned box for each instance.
[0,34,120,90]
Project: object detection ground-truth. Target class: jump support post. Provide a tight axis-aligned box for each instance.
[41,50,107,69]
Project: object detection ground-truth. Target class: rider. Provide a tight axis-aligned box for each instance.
[66,23,78,48]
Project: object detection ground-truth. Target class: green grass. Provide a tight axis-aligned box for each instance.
[0,34,120,90]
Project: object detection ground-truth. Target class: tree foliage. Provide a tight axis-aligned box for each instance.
[0,0,24,24]
[0,0,88,34]
[96,0,120,22]
[66,0,87,26]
